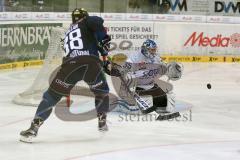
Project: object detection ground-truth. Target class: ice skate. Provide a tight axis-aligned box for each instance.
[155,91,180,120]
[19,118,43,143]
[98,113,108,132]
[155,91,175,114]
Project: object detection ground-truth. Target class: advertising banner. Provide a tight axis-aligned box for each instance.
[105,21,156,53]
[1,20,240,66]
[100,13,126,21]
[0,12,9,21]
[166,0,209,15]
[0,11,240,23]
[161,0,240,17]
[105,21,240,55]
[210,0,240,16]
[0,23,62,64]
[0,20,240,69]
[11,12,32,21]
[179,24,240,55]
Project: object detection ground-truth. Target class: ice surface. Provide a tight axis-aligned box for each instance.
[0,63,240,160]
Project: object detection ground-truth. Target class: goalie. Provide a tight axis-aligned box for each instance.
[118,39,183,115]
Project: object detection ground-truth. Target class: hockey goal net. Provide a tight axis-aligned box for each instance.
[12,27,67,106]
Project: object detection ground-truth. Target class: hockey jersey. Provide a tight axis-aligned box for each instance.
[63,16,107,58]
[124,51,167,90]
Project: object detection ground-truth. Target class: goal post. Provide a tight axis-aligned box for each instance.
[12,27,66,106]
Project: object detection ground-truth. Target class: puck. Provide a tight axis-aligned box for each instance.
[207,83,211,89]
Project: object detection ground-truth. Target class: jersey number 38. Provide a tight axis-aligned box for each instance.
[64,28,83,56]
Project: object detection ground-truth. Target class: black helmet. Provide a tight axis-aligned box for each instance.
[71,8,88,23]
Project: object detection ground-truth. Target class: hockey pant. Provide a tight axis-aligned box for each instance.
[35,55,109,121]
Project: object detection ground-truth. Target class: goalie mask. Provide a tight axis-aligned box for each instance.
[71,8,89,23]
[141,39,157,59]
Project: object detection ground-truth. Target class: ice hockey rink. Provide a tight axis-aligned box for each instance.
[0,63,240,160]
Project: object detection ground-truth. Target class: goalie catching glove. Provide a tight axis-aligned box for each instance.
[166,62,183,81]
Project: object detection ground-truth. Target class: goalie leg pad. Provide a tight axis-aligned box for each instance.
[136,84,167,113]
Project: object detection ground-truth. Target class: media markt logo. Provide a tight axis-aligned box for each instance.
[230,33,240,48]
[184,32,240,48]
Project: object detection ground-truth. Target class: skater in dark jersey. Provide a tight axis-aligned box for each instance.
[20,8,116,143]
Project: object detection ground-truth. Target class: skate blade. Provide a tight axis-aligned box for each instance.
[19,136,34,143]
[156,110,171,114]
[98,129,108,133]
[98,128,108,133]
[98,125,108,133]
[156,112,180,121]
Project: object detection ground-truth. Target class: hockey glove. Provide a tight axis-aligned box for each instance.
[99,35,111,55]
[98,45,108,57]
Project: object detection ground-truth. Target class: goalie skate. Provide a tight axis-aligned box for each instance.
[156,101,193,121]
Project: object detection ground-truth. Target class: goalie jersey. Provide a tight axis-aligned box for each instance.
[124,51,167,90]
